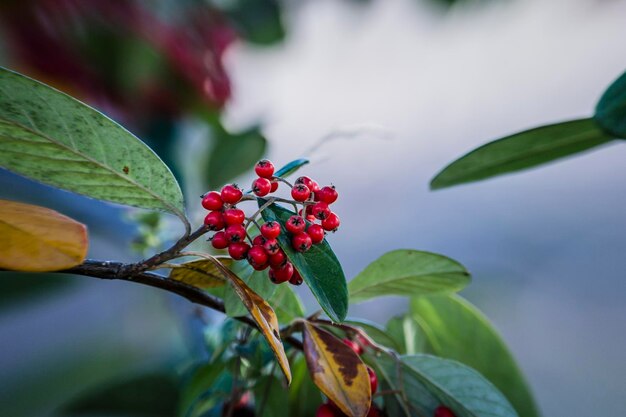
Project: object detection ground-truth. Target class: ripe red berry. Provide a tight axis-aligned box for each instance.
[260,221,281,239]
[307,224,325,244]
[296,176,320,193]
[292,232,312,252]
[268,250,286,267]
[311,202,331,220]
[252,235,267,246]
[270,180,279,193]
[221,184,242,204]
[315,403,340,417]
[290,269,303,286]
[343,339,363,355]
[434,406,456,417]
[367,367,378,394]
[210,231,228,249]
[318,185,338,204]
[225,224,246,243]
[202,191,223,211]
[223,208,245,225]
[255,159,275,178]
[300,208,317,223]
[228,242,250,260]
[204,211,225,231]
[286,215,306,234]
[322,212,340,231]
[247,245,269,268]
[291,183,311,202]
[270,262,294,283]
[263,238,280,255]
[252,177,272,197]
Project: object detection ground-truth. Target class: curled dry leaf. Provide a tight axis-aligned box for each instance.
[0,199,88,271]
[302,321,371,417]
[169,258,232,289]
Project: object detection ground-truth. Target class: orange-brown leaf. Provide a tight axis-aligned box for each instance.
[169,258,231,289]
[0,199,88,272]
[302,321,371,417]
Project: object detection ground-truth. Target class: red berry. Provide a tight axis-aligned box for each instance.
[225,224,246,243]
[204,211,225,231]
[255,159,275,178]
[228,242,250,260]
[322,213,340,231]
[307,224,325,244]
[263,238,280,255]
[299,208,317,223]
[290,269,303,286]
[210,231,228,249]
[286,215,306,234]
[318,185,338,204]
[260,221,281,239]
[342,339,363,355]
[247,245,269,268]
[252,177,272,197]
[292,232,312,252]
[202,191,223,211]
[270,180,279,193]
[270,262,294,283]
[315,403,340,417]
[252,235,267,246]
[291,183,310,202]
[311,202,331,220]
[296,176,320,193]
[367,367,378,394]
[268,250,286,267]
[367,406,384,417]
[221,184,242,204]
[223,208,245,225]
[434,406,456,417]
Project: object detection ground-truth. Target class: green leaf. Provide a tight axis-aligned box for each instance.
[378,354,519,417]
[221,0,286,45]
[274,158,310,178]
[62,372,180,417]
[288,356,323,417]
[269,283,306,324]
[254,375,287,417]
[179,362,228,417]
[348,249,470,303]
[344,318,401,352]
[258,199,348,322]
[385,314,428,355]
[223,260,277,317]
[430,118,614,190]
[0,67,186,220]
[411,295,539,417]
[595,70,626,138]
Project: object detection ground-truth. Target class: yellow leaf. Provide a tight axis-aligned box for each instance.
[169,258,232,289]
[204,255,292,384]
[0,199,88,272]
[302,321,371,417]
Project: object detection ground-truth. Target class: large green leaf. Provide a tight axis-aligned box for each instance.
[0,67,186,220]
[385,314,429,355]
[378,354,518,417]
[268,283,306,324]
[595,70,626,138]
[223,260,278,317]
[288,356,323,417]
[258,199,348,322]
[348,250,470,303]
[430,118,614,190]
[411,295,539,417]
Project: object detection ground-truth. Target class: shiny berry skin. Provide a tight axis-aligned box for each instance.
[434,406,456,417]
[296,176,320,193]
[311,202,331,220]
[247,245,269,268]
[263,238,280,255]
[307,224,325,244]
[291,183,310,202]
[252,177,272,197]
[252,235,267,246]
[292,232,312,252]
[322,212,340,231]
[270,180,279,193]
[204,211,225,231]
[290,269,303,286]
[269,262,293,283]
[343,338,363,355]
[285,215,306,234]
[210,231,229,249]
[260,221,281,239]
[221,184,242,204]
[367,367,378,393]
[268,250,286,267]
[202,191,223,211]
[225,224,246,243]
[224,208,245,225]
[228,242,250,260]
[315,403,339,417]
[318,185,338,204]
[255,159,275,178]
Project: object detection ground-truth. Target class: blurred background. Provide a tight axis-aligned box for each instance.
[1,0,626,416]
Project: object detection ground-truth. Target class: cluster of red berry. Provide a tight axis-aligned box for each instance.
[201,159,340,285]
